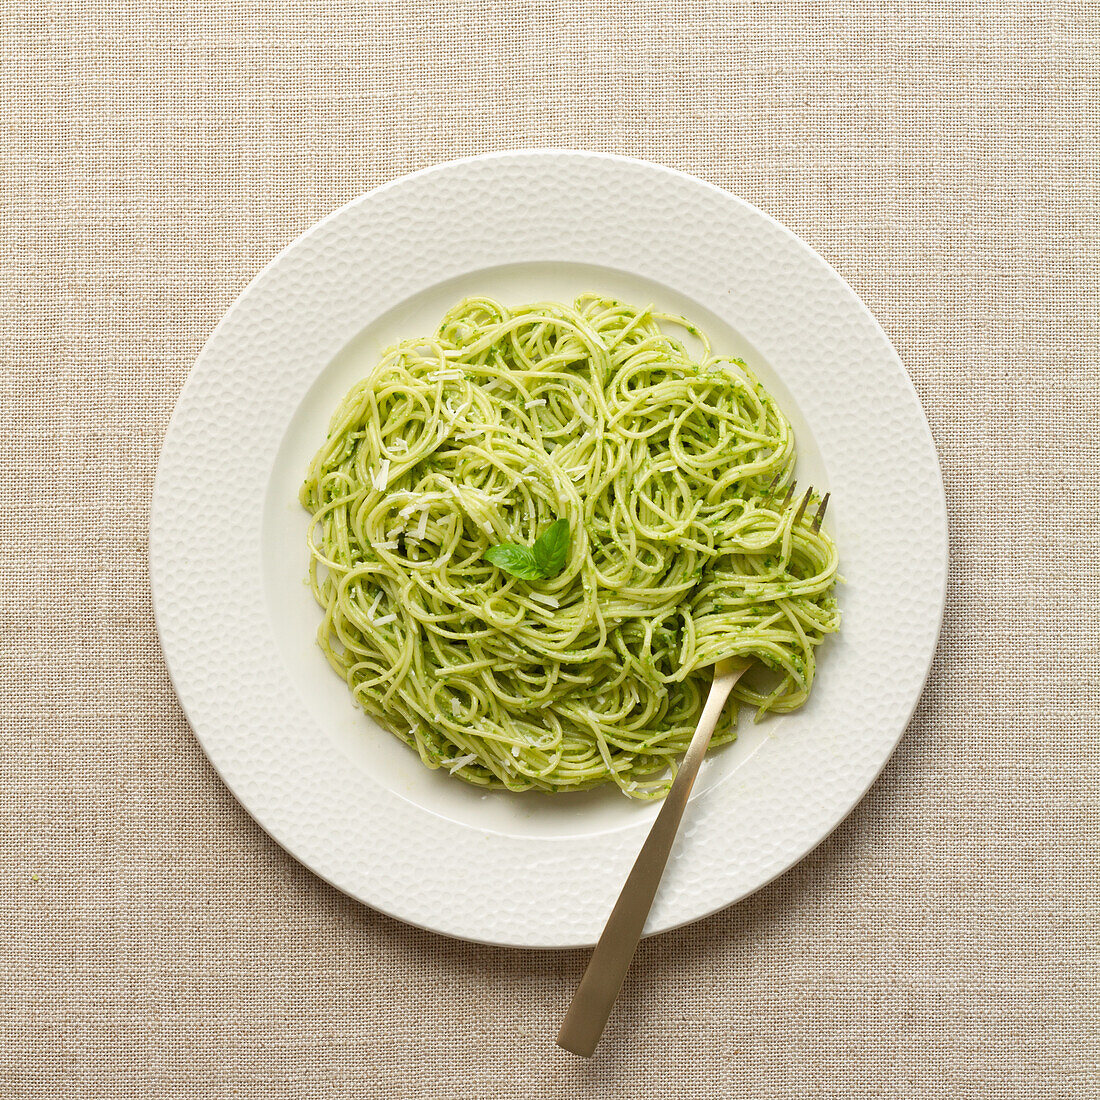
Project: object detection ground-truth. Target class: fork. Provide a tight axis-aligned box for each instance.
[556,488,829,1058]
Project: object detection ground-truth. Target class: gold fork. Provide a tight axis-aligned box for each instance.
[556,488,829,1058]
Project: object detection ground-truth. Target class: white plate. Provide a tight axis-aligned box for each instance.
[150,151,947,948]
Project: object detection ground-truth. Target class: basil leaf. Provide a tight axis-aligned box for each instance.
[532,518,570,578]
[483,543,544,579]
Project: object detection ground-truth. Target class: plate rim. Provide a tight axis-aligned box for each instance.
[150,150,948,948]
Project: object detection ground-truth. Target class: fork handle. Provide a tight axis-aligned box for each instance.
[556,658,750,1057]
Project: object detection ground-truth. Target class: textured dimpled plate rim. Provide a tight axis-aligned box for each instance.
[150,151,947,949]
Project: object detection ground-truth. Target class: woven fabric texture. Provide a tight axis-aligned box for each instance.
[3,1,1097,1096]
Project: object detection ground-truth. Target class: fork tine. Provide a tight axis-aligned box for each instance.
[778,483,794,509]
[764,470,783,495]
[810,492,831,532]
[792,487,813,526]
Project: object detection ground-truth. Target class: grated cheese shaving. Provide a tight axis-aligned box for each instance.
[372,458,391,491]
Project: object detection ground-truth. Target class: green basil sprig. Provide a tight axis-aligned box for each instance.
[484,519,570,580]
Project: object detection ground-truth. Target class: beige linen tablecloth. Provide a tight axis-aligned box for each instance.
[4,2,1097,1096]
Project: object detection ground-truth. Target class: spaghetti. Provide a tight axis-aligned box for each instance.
[301,295,839,798]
